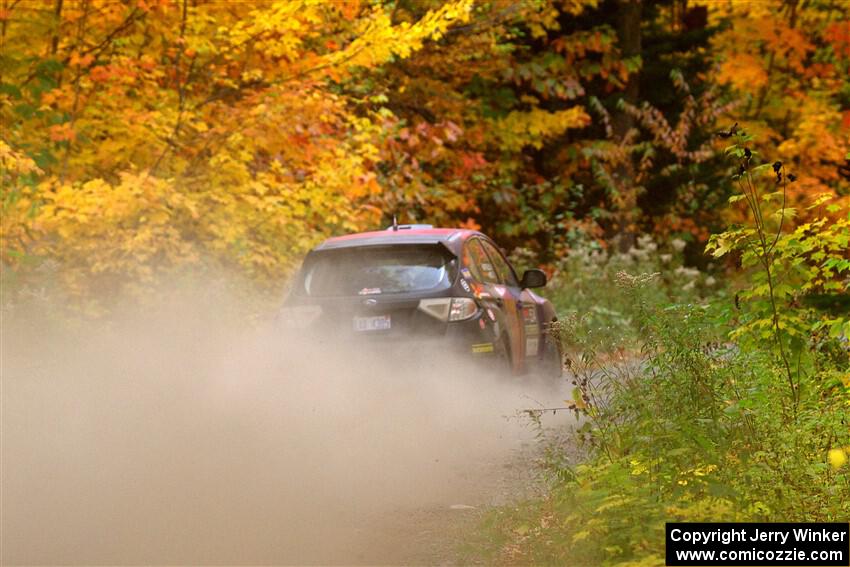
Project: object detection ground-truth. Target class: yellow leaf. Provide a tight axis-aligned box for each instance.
[828,448,847,470]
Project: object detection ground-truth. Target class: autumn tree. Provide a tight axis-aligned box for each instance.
[1,0,471,307]
[3,0,846,309]
[703,0,850,214]
[370,0,733,262]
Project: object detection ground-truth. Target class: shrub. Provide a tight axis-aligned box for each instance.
[472,136,850,566]
[511,233,719,349]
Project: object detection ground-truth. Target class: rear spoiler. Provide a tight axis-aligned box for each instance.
[311,239,458,257]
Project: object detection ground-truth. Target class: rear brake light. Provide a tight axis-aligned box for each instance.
[417,298,478,322]
[449,298,477,321]
[418,298,451,321]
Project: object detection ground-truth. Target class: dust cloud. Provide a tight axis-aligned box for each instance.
[1,287,571,565]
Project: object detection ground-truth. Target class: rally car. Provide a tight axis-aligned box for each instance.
[279,225,562,377]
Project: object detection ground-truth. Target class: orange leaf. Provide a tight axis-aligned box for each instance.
[48,123,76,142]
[89,65,112,83]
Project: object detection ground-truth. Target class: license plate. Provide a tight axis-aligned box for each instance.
[353,315,391,332]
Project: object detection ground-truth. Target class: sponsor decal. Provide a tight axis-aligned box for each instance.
[461,267,472,278]
[472,342,494,354]
[481,262,497,281]
[486,308,496,320]
[358,287,382,295]
[479,318,486,330]
[460,279,472,293]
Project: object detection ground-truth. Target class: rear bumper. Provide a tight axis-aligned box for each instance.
[286,310,501,359]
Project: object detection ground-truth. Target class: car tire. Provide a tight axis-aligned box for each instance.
[539,328,563,380]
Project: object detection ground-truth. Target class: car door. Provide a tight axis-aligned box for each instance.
[462,238,522,373]
[478,240,531,372]
[462,238,508,356]
[484,241,547,363]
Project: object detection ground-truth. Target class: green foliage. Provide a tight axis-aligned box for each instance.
[706,134,850,410]
[514,233,719,348]
[472,277,849,565]
[471,139,850,565]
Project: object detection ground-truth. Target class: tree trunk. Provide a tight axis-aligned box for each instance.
[611,0,642,251]
[612,0,642,139]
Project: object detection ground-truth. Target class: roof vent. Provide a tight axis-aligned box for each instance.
[385,224,434,231]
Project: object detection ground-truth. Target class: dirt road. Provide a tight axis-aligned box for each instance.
[2,304,571,565]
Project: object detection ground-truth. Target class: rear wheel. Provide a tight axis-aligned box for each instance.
[539,327,563,380]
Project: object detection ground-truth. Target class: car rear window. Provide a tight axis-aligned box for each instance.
[300,245,457,297]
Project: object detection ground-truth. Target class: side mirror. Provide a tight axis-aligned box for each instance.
[520,269,547,289]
